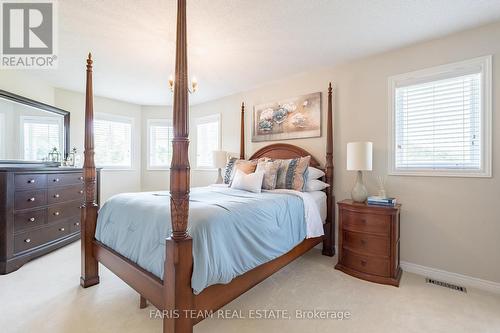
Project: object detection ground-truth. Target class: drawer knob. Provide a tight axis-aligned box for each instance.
[28,197,35,202]
[53,178,60,182]
[360,260,367,266]
[54,194,60,198]
[29,217,36,222]
[79,176,84,181]
[28,179,35,184]
[25,238,31,243]
[79,190,84,194]
[59,227,65,231]
[74,222,80,226]
[54,211,60,216]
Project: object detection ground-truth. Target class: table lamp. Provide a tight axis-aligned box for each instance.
[347,142,373,203]
[212,150,227,184]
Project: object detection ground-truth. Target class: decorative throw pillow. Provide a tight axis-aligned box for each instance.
[230,170,264,193]
[223,158,257,184]
[255,160,280,190]
[274,156,311,191]
[306,166,325,180]
[305,179,330,192]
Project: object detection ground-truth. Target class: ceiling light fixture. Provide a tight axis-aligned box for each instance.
[168,75,198,94]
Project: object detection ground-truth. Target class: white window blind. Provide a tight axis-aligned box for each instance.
[94,115,132,168]
[389,56,491,177]
[22,116,63,161]
[148,119,173,169]
[195,114,220,168]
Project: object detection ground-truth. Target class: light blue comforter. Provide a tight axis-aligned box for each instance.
[95,187,307,294]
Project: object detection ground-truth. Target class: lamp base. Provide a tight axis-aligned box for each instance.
[215,168,223,184]
[351,170,368,203]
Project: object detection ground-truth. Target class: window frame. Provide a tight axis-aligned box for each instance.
[0,113,5,158]
[147,118,173,171]
[20,115,64,161]
[94,113,134,170]
[387,56,492,178]
[194,113,221,170]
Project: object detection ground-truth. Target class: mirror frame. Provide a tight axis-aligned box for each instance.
[0,89,70,163]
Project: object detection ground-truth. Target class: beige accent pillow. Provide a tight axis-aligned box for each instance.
[223,158,257,184]
[255,160,280,190]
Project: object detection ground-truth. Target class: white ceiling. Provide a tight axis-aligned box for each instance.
[28,0,500,106]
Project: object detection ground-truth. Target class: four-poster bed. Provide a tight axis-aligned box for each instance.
[80,0,335,332]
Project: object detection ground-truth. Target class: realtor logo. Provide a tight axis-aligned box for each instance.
[1,0,58,68]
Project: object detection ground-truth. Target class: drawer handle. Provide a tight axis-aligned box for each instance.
[29,217,36,222]
[360,260,367,266]
[53,178,60,182]
[59,227,65,231]
[74,222,80,226]
[54,211,60,216]
[79,190,84,194]
[54,194,60,198]
[25,238,31,243]
[28,197,36,202]
[79,176,84,181]
[28,179,35,184]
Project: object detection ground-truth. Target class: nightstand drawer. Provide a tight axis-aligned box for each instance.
[343,249,390,277]
[343,231,390,257]
[343,211,390,235]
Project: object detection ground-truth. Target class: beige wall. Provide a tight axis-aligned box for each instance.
[188,22,500,283]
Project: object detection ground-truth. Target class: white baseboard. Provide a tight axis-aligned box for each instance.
[401,261,500,295]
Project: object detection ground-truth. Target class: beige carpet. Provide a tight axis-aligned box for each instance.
[1,241,499,333]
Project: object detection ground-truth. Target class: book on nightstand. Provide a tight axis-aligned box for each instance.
[367,196,397,206]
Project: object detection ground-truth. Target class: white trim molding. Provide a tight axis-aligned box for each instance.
[401,261,500,295]
[388,55,492,178]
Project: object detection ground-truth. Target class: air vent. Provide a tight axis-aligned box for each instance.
[426,278,467,293]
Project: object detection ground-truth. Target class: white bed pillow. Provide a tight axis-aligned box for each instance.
[305,179,330,192]
[230,170,265,193]
[307,167,325,180]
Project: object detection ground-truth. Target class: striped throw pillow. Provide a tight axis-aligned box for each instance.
[274,156,311,191]
[223,158,257,184]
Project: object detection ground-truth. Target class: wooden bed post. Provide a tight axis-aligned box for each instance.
[322,82,335,257]
[240,102,245,159]
[165,0,194,332]
[80,53,100,287]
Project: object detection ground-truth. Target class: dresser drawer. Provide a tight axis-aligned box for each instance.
[14,174,47,190]
[14,208,47,233]
[342,211,390,236]
[14,221,70,254]
[48,185,84,205]
[69,218,81,234]
[14,189,47,211]
[342,249,390,277]
[343,231,390,257]
[47,173,83,188]
[48,201,81,223]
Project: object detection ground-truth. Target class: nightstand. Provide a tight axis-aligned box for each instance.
[335,199,402,286]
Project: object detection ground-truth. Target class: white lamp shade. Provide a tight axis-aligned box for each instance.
[347,142,373,171]
[212,150,227,168]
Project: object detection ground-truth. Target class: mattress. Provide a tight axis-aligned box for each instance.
[95,186,323,294]
[309,190,327,222]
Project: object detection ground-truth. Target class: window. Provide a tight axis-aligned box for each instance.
[0,113,4,158]
[195,114,221,168]
[147,119,174,169]
[94,114,132,168]
[21,116,63,161]
[388,56,492,177]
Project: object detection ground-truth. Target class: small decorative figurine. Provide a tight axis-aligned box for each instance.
[67,147,77,167]
[48,147,61,163]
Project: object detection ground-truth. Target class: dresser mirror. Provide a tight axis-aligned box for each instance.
[0,90,70,164]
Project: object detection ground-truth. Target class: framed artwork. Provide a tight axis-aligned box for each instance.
[252,92,321,142]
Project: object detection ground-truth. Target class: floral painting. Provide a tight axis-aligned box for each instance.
[252,92,321,142]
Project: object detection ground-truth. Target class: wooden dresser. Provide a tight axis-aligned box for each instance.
[0,166,100,274]
[335,199,402,286]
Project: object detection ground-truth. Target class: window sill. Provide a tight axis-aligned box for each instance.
[193,168,218,172]
[147,167,170,171]
[99,168,136,172]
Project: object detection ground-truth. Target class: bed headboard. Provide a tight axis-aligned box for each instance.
[249,143,321,168]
